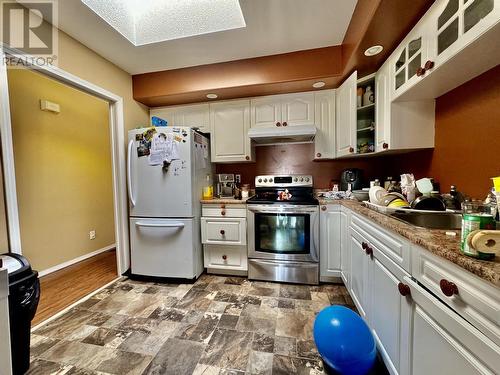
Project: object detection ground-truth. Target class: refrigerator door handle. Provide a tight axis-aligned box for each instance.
[135,222,185,228]
[127,139,136,207]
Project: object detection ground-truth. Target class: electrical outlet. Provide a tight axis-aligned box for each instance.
[235,174,241,183]
[89,230,96,240]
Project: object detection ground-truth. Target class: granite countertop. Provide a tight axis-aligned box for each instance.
[319,198,500,287]
[201,197,249,204]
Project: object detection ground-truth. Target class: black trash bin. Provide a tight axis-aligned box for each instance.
[0,253,40,375]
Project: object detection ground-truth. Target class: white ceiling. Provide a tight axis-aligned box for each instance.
[57,0,358,75]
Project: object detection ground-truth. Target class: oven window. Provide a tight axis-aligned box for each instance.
[255,213,310,254]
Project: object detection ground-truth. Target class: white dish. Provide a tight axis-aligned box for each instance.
[369,186,387,205]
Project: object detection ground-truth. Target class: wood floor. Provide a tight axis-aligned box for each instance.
[33,250,118,326]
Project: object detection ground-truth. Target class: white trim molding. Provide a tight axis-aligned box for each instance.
[0,45,130,275]
[37,244,116,277]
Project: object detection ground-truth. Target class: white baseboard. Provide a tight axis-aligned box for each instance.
[38,244,116,277]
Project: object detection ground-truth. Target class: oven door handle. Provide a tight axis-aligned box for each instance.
[247,206,319,214]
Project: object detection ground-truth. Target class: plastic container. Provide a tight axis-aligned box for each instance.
[202,174,213,200]
[460,201,496,259]
[241,184,250,199]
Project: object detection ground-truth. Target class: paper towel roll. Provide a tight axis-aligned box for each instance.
[470,230,500,255]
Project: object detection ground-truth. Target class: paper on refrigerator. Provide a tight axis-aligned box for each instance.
[148,132,180,166]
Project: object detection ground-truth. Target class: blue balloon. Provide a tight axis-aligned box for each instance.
[314,305,376,375]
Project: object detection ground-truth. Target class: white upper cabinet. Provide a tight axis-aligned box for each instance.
[281,92,315,126]
[250,96,282,128]
[210,100,254,163]
[314,90,336,159]
[429,0,500,67]
[150,103,210,133]
[391,20,431,97]
[335,71,357,157]
[375,62,391,153]
[392,0,500,101]
[250,92,315,129]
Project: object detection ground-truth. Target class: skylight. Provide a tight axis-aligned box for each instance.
[81,0,246,46]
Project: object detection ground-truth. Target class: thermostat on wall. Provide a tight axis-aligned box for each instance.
[40,100,60,114]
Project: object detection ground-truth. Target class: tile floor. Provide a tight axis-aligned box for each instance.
[27,274,368,375]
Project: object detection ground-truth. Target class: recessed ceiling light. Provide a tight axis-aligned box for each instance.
[312,81,326,89]
[206,93,218,99]
[81,0,246,46]
[364,45,384,57]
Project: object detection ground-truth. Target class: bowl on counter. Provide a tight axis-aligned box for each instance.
[352,190,370,202]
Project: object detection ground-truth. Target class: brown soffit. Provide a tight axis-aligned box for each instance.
[133,46,343,107]
[133,0,434,107]
[343,0,433,81]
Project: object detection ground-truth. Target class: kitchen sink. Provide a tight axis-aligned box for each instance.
[389,211,462,230]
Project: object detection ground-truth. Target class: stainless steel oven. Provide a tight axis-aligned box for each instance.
[246,175,319,284]
[247,204,319,262]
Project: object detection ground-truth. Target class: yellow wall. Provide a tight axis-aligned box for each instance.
[7,68,115,271]
[56,30,149,133]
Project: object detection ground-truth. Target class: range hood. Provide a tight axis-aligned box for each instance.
[248,124,316,144]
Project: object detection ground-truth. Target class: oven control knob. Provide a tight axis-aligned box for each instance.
[264,178,268,183]
[269,178,273,183]
[258,178,262,183]
[305,177,310,182]
[294,177,298,182]
[300,177,304,182]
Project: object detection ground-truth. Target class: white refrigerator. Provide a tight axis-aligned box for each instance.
[127,127,210,279]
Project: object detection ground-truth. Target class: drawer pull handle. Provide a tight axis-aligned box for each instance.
[316,152,322,158]
[222,255,227,260]
[321,206,327,211]
[245,156,250,161]
[276,122,282,127]
[382,143,389,150]
[282,122,288,127]
[220,230,225,235]
[440,279,459,297]
[220,204,226,209]
[362,242,368,250]
[221,211,226,216]
[424,60,435,70]
[398,282,411,297]
[349,147,355,153]
[416,67,426,77]
[365,246,373,256]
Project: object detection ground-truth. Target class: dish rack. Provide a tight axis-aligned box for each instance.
[363,201,461,215]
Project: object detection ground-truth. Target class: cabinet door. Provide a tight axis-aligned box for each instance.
[375,63,391,152]
[429,0,500,68]
[392,24,429,97]
[210,100,252,163]
[369,247,412,375]
[281,92,315,126]
[250,96,282,128]
[349,227,371,318]
[314,90,336,159]
[336,71,357,157]
[319,205,341,279]
[174,104,210,133]
[340,209,350,287]
[407,277,500,374]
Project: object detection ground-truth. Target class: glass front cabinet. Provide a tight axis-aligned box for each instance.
[391,21,430,97]
[428,0,499,66]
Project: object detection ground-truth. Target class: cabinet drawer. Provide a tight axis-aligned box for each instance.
[204,245,247,270]
[412,246,500,347]
[351,214,410,272]
[201,217,246,245]
[202,204,247,218]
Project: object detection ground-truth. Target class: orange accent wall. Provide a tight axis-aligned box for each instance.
[423,64,500,198]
